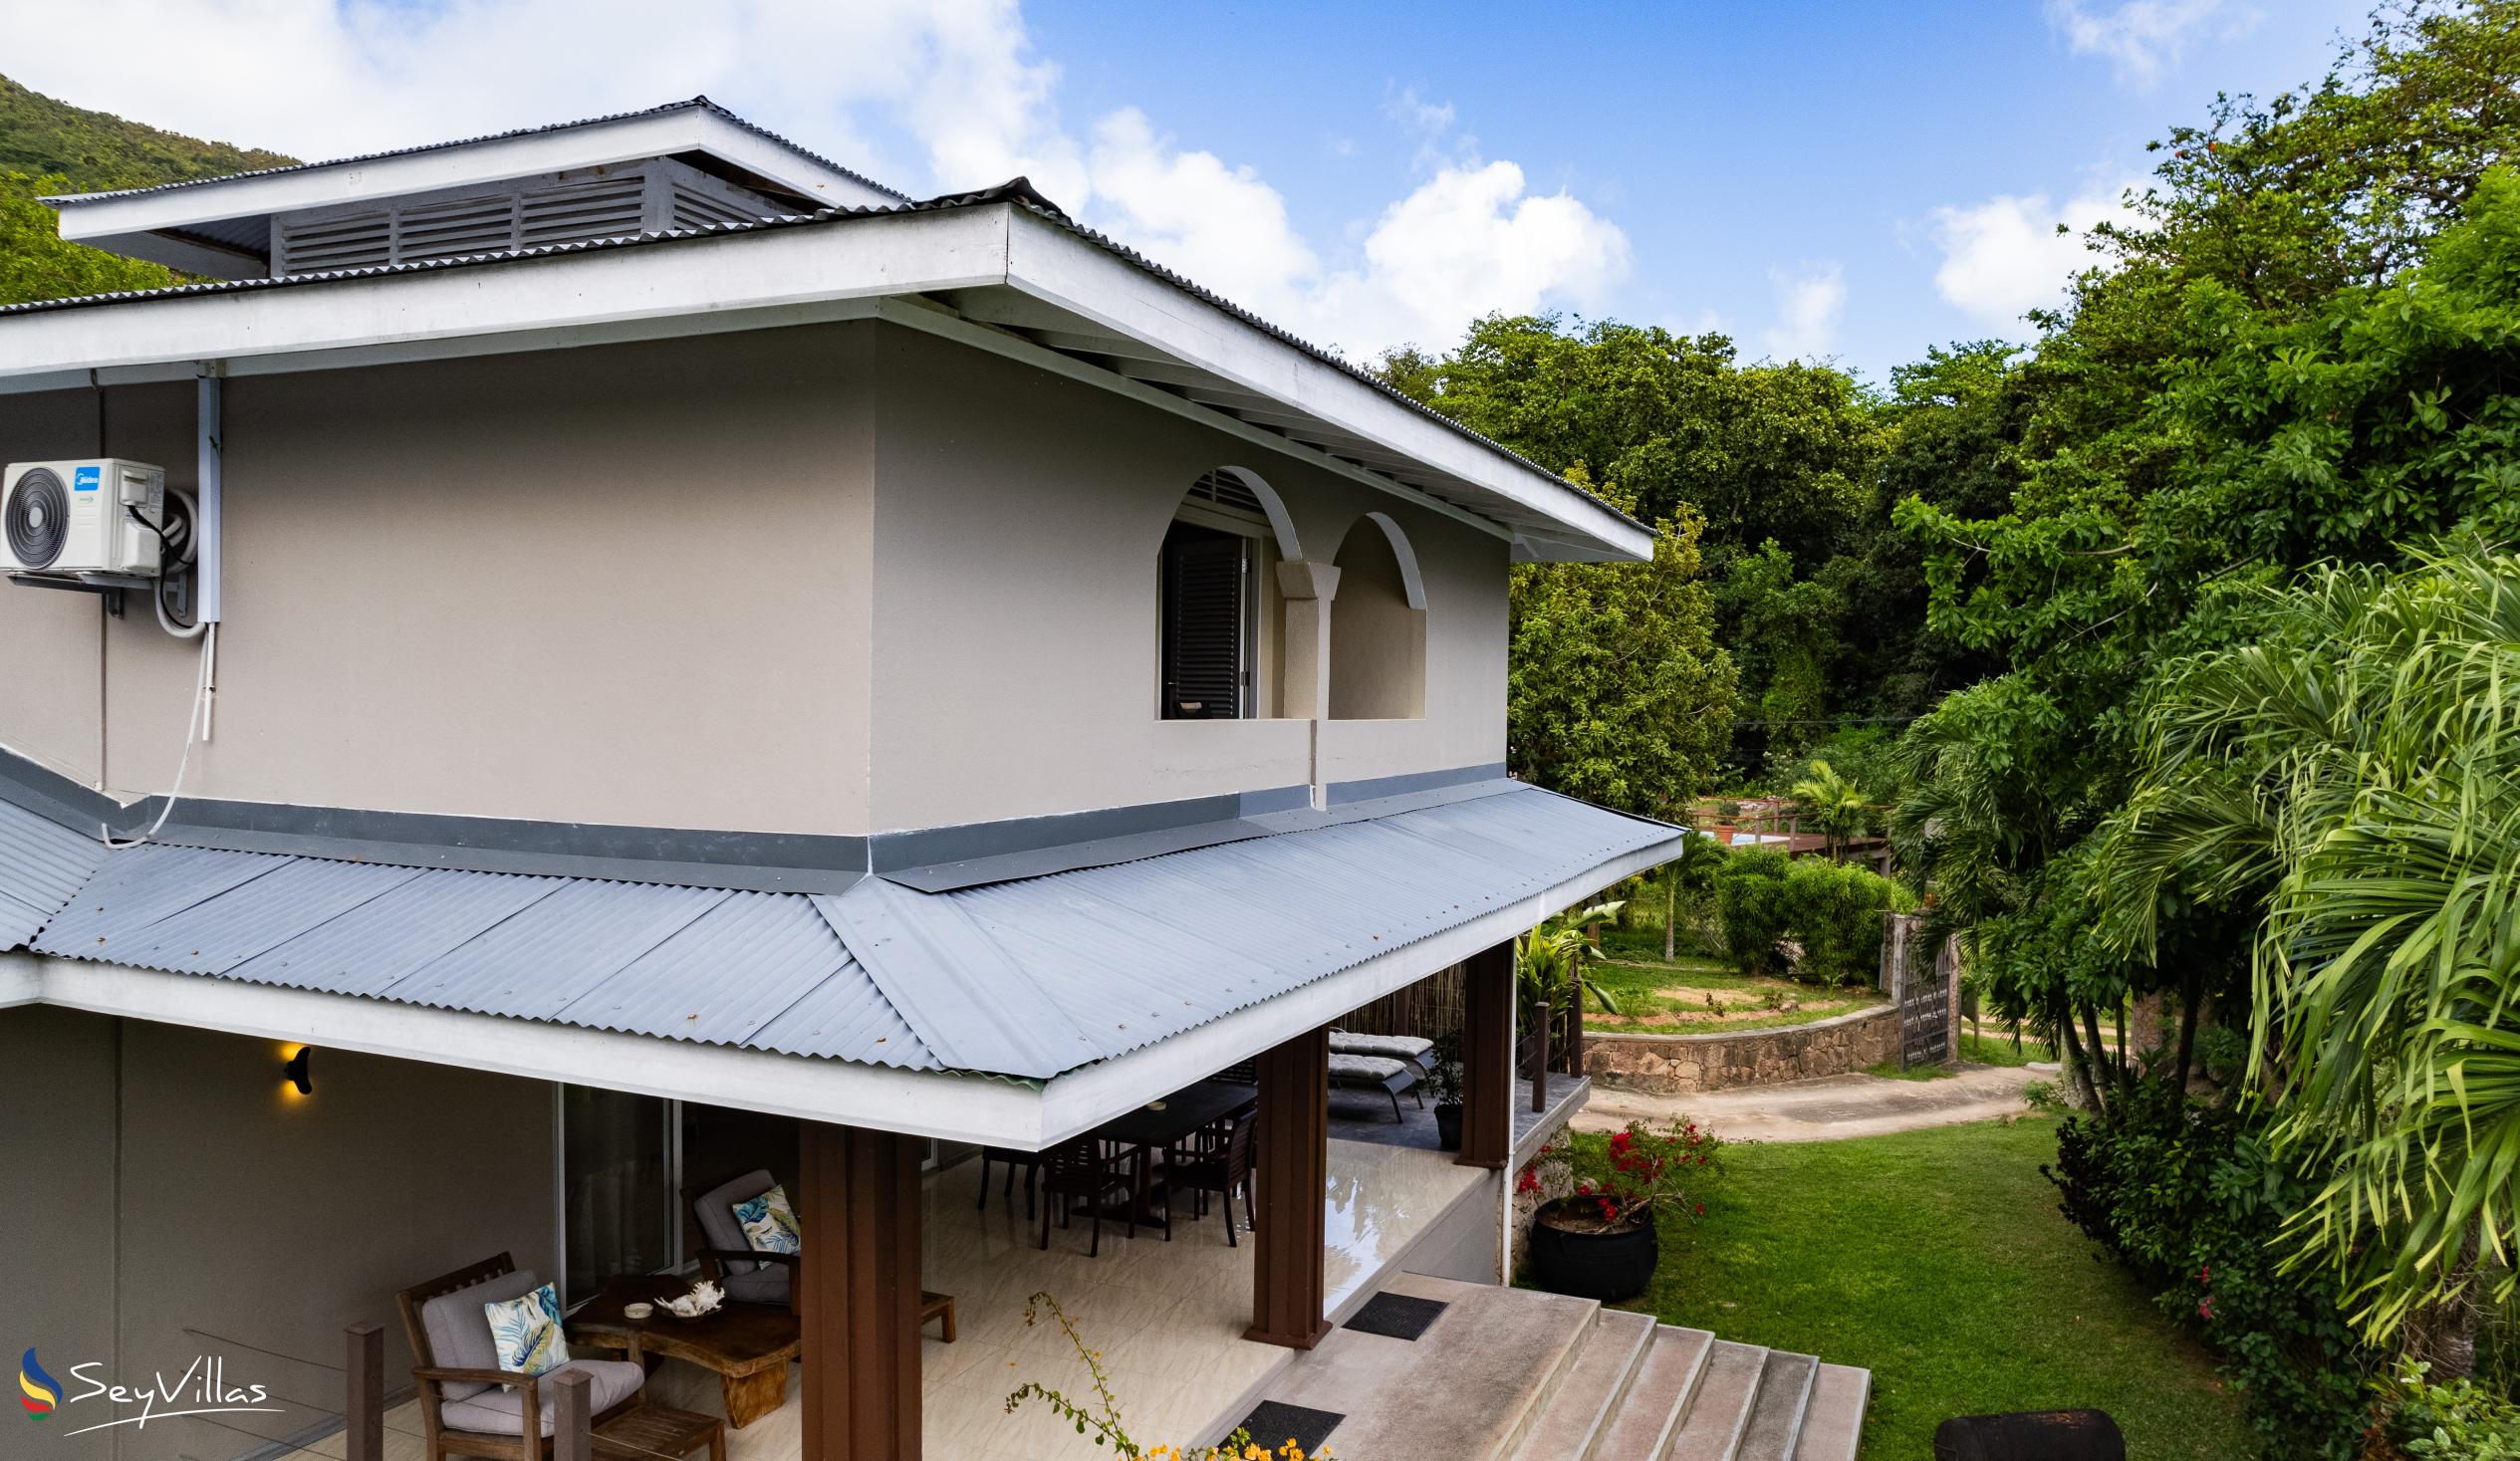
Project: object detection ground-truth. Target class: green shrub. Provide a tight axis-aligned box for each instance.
[1780,857,1895,985]
[1714,847,1793,976]
[2381,1359,2520,1459]
[2045,1096,2371,1458]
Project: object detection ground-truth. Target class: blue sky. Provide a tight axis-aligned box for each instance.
[10,0,2372,379]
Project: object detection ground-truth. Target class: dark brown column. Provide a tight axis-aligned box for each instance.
[1458,941,1514,1169]
[1247,1026,1333,1349]
[798,1120,922,1461]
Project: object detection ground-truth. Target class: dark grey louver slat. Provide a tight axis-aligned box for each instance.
[1162,532,1245,719]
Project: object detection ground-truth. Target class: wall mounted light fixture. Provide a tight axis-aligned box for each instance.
[284,1046,313,1096]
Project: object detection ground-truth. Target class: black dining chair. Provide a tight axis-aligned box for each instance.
[1166,1113,1256,1245]
[1037,1137,1138,1256]
[977,1145,1042,1218]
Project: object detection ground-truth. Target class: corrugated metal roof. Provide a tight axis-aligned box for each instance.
[0,796,108,948]
[0,176,1639,541]
[44,97,909,206]
[27,784,1679,1080]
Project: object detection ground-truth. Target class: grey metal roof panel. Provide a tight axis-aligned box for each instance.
[224,867,565,995]
[384,878,730,1020]
[25,783,1674,1082]
[46,98,909,206]
[93,857,426,975]
[37,844,288,954]
[557,891,850,1048]
[0,796,107,947]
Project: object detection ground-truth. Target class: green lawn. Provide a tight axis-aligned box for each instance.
[1592,1116,2248,1458]
[1584,955,1887,1035]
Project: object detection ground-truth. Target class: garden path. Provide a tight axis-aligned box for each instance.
[1573,1064,2049,1143]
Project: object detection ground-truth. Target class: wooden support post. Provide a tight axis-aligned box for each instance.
[1566,996,1586,1079]
[1458,942,1513,1170]
[345,1323,382,1461]
[549,1368,592,1461]
[1532,999,1551,1112]
[799,1120,922,1461]
[1246,1026,1332,1349]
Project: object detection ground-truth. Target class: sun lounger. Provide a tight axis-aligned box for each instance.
[1330,1031,1436,1071]
[1327,1052,1421,1122]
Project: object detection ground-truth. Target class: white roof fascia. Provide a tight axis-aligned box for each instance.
[0,206,1011,385]
[1001,208,1653,564]
[52,108,895,250]
[1031,826,1684,1145]
[0,201,1644,559]
[5,948,1049,1147]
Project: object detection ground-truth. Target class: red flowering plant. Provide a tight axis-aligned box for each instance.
[1518,1116,1721,1233]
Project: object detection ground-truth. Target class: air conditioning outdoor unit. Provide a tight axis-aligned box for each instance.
[3,459,167,578]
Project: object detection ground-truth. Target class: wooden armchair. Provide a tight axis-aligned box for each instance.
[1037,1137,1139,1256]
[689,1170,955,1340]
[393,1253,645,1461]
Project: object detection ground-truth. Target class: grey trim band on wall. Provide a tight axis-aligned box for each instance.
[1324,762,1510,806]
[0,749,126,838]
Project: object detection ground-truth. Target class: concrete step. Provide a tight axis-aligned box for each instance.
[1734,1351,1818,1461]
[1245,1274,1601,1461]
[1663,1339,1770,1461]
[1508,1308,1659,1461]
[1788,1363,1871,1461]
[1589,1326,1713,1460]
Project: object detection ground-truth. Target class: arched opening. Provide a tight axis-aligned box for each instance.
[1329,513,1426,720]
[1156,468,1294,719]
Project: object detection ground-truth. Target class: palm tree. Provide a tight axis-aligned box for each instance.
[1789,758,1872,860]
[2101,546,2520,1350]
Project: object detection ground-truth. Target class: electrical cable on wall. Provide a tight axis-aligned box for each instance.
[102,620,215,849]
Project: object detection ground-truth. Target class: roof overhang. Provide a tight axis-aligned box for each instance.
[0,825,1672,1146]
[46,104,901,279]
[0,201,1648,561]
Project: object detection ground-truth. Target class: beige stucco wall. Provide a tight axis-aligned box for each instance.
[866,328,1508,831]
[0,328,877,836]
[0,1008,556,1460]
[1328,518,1426,721]
[0,318,1508,839]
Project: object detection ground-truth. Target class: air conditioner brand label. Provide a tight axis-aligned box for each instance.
[73,466,101,492]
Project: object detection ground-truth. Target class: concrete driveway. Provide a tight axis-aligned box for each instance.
[1571,1063,2052,1143]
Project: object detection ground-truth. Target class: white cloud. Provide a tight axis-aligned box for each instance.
[1928,178,2141,327]
[2044,0,2250,88]
[1761,264,1846,363]
[0,0,1629,361]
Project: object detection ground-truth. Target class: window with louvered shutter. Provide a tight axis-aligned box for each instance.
[1160,523,1251,719]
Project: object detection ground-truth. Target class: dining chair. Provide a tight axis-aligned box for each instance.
[977,1145,1043,1218]
[1166,1114,1256,1246]
[1037,1137,1137,1256]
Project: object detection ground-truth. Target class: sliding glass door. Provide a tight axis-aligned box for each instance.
[559,1086,676,1307]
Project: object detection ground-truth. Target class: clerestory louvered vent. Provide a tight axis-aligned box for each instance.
[267,158,779,278]
[1184,469,1270,525]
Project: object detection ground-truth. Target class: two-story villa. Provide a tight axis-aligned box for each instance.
[0,101,1867,1461]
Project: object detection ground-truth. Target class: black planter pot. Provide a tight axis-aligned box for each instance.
[1433,1102,1462,1150]
[1527,1197,1658,1302]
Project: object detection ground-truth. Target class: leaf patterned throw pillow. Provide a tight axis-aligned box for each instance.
[733,1184,802,1255]
[483,1284,570,1379]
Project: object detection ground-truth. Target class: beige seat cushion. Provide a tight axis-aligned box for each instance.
[418,1268,547,1402]
[437,1358,644,1437]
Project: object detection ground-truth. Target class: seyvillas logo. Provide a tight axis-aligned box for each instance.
[17,1349,277,1437]
[18,1349,60,1419]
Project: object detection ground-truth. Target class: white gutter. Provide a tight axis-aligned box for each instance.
[0,829,1679,1146]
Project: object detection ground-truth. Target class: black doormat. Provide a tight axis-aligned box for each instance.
[1236,1401,1343,1454]
[1343,1291,1449,1340]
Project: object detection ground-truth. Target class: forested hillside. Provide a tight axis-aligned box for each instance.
[0,74,295,307]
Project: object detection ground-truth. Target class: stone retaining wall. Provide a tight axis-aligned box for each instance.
[1583,1005,1899,1096]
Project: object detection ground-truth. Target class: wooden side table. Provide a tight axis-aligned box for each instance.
[594,1404,725,1461]
[568,1277,800,1429]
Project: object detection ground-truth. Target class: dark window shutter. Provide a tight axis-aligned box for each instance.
[1161,526,1247,719]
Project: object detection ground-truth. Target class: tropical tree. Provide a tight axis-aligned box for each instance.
[1788,757,1870,859]
[1516,899,1628,1019]
[2101,547,2520,1354]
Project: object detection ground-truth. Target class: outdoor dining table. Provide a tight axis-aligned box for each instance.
[1086,1078,1257,1226]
